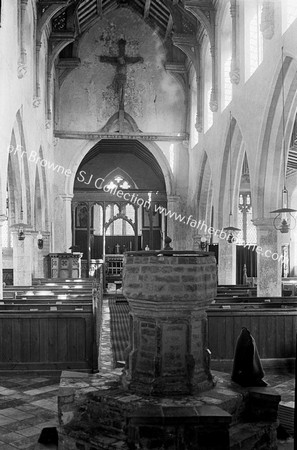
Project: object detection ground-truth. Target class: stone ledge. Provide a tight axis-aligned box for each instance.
[58,372,280,450]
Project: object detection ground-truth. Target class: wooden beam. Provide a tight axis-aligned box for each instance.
[165,14,173,40]
[144,0,151,19]
[97,0,102,17]
[54,130,189,141]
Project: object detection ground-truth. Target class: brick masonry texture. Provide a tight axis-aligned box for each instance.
[123,254,217,301]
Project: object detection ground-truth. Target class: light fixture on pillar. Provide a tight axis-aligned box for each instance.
[17,157,26,241]
[37,231,43,249]
[18,226,25,241]
[270,47,297,233]
[223,111,240,243]
[17,206,25,241]
[200,235,209,250]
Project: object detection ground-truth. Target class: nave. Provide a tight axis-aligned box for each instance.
[0,285,295,449]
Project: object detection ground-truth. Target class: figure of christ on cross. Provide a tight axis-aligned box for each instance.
[100,38,143,111]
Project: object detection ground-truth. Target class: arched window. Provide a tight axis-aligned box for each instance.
[105,175,131,190]
[237,156,257,245]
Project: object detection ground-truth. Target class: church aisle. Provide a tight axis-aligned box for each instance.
[0,295,295,449]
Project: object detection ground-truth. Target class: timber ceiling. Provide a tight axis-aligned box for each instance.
[49,0,216,40]
[78,139,166,187]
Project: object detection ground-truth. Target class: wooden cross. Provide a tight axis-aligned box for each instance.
[100,39,143,112]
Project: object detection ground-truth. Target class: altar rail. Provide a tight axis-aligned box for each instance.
[207,300,297,371]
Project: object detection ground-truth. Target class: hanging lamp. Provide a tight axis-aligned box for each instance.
[270,47,296,233]
[223,111,240,243]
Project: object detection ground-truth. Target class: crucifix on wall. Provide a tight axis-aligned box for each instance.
[100,38,143,112]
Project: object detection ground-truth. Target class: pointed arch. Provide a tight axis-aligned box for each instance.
[103,168,138,190]
[65,139,173,197]
[196,151,213,228]
[256,55,297,217]
[217,115,246,230]
[8,110,32,225]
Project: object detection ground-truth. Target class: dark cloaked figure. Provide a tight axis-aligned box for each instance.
[231,327,268,387]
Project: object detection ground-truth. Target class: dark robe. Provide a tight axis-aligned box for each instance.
[231,327,267,387]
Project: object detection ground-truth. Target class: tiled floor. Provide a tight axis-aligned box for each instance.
[0,295,295,449]
[0,375,59,449]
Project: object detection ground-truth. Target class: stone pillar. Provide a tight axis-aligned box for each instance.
[60,194,73,253]
[195,52,203,133]
[260,1,275,40]
[166,195,182,249]
[193,232,202,251]
[17,0,28,79]
[31,231,50,278]
[254,218,281,296]
[230,0,240,84]
[11,228,33,286]
[122,251,217,396]
[0,215,7,298]
[218,238,236,285]
[209,44,218,112]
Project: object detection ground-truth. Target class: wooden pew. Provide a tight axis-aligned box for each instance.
[212,296,297,304]
[216,285,257,297]
[0,309,95,373]
[0,302,93,311]
[0,273,104,374]
[207,300,297,371]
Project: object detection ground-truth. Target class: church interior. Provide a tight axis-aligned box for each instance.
[1,0,297,448]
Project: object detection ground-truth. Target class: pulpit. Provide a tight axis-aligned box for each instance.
[47,253,83,279]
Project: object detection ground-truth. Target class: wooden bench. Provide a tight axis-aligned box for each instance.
[0,302,93,311]
[0,274,104,374]
[0,309,95,373]
[212,296,297,304]
[207,301,297,371]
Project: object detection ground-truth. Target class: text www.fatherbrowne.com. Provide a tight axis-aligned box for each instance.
[154,204,284,262]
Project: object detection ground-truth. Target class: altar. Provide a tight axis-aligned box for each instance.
[47,253,83,279]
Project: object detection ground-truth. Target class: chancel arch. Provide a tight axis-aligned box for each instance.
[72,139,167,277]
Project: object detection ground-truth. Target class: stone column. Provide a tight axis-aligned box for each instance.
[17,0,28,79]
[33,40,42,107]
[253,218,281,296]
[0,215,7,298]
[60,194,73,253]
[193,232,202,251]
[166,195,182,249]
[230,0,240,84]
[31,231,50,278]
[195,51,203,133]
[209,44,218,112]
[218,238,236,285]
[11,228,33,286]
[260,1,275,40]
